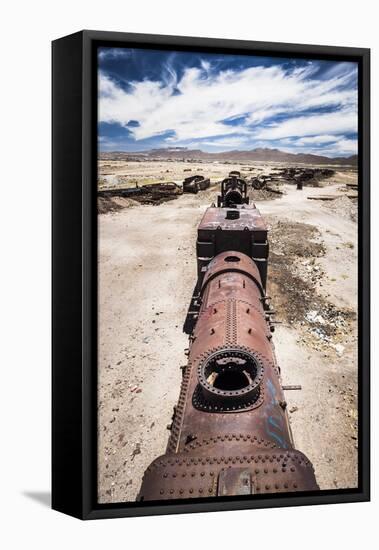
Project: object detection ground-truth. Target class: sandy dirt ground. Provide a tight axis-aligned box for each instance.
[98,164,358,503]
[98,159,358,189]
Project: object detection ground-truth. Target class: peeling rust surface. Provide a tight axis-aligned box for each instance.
[139,448,318,501]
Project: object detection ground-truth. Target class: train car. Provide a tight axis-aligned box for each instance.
[183,174,210,194]
[137,180,319,501]
[217,172,249,207]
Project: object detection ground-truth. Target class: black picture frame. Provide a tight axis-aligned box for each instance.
[52,30,370,520]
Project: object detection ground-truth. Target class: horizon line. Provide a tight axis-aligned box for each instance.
[98,146,357,160]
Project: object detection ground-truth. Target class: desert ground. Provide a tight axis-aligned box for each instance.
[97,161,358,503]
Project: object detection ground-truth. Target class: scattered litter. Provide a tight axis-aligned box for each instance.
[333,344,345,356]
[306,311,326,325]
[131,443,141,461]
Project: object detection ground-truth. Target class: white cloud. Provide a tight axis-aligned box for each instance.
[295,135,341,145]
[255,109,357,140]
[279,136,357,157]
[320,138,358,156]
[98,136,124,150]
[98,48,132,60]
[99,60,358,155]
[182,135,250,149]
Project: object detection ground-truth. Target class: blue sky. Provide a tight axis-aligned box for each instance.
[98,47,358,157]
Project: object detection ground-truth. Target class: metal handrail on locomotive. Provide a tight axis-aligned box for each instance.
[138,173,319,501]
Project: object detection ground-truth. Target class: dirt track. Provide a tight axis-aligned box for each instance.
[98,175,358,503]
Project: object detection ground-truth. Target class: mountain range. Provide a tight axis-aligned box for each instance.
[100,147,357,165]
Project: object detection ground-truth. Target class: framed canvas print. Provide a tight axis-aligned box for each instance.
[52,30,370,519]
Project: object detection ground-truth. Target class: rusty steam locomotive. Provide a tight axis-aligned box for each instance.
[138,173,319,501]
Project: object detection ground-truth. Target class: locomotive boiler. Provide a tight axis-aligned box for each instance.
[137,182,319,501]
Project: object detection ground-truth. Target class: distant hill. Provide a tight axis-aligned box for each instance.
[100,147,357,166]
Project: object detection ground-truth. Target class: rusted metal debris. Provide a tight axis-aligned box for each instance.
[276,167,335,185]
[137,175,319,501]
[251,175,269,190]
[251,167,335,190]
[307,195,338,201]
[183,175,210,194]
[98,182,182,205]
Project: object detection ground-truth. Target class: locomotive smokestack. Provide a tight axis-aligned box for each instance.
[226,209,240,219]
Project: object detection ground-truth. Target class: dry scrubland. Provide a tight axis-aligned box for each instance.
[97,160,358,503]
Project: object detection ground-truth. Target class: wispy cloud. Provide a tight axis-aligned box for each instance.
[255,109,357,140]
[98,50,358,157]
[183,135,250,149]
[98,48,132,60]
